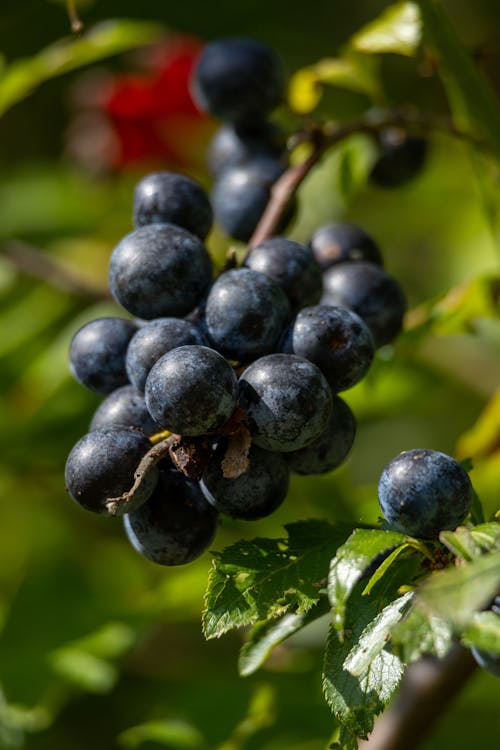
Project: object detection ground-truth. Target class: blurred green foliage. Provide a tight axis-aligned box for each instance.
[0,1,499,749]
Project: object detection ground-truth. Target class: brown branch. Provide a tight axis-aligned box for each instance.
[1,240,110,301]
[247,108,490,251]
[357,645,477,750]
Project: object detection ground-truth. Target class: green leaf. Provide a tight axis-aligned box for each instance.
[327,529,406,638]
[350,2,422,57]
[439,527,482,561]
[362,543,413,595]
[118,719,204,749]
[462,611,500,654]
[203,520,354,639]
[217,685,275,750]
[391,606,453,663]
[238,597,330,677]
[288,53,380,114]
[470,522,500,550]
[50,649,117,694]
[417,549,500,628]
[323,590,411,738]
[416,0,500,160]
[64,621,135,660]
[0,20,163,117]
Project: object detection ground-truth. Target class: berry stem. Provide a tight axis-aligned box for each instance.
[66,0,84,34]
[247,108,490,251]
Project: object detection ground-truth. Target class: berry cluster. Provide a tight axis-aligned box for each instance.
[64,36,447,571]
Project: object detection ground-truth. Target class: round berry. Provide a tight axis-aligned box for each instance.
[201,443,290,520]
[471,647,500,678]
[322,261,406,348]
[65,426,158,515]
[369,129,428,188]
[280,305,374,392]
[191,37,284,124]
[204,268,291,361]
[245,237,322,310]
[90,385,161,436]
[309,223,383,270]
[286,396,356,475]
[126,317,206,392]
[239,353,332,453]
[378,449,473,538]
[145,345,238,435]
[212,157,291,242]
[109,223,212,320]
[69,317,138,394]
[133,172,213,240]
[207,122,285,176]
[124,464,218,566]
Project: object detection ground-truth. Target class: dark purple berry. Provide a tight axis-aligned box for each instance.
[145,345,238,435]
[309,223,383,270]
[69,317,138,395]
[286,396,356,474]
[191,37,284,125]
[207,122,286,176]
[322,261,406,348]
[370,129,428,188]
[239,353,332,452]
[90,385,161,436]
[204,268,290,361]
[124,465,218,566]
[109,223,212,320]
[201,443,289,520]
[126,317,206,392]
[378,449,473,539]
[133,171,213,240]
[212,157,293,243]
[245,237,322,310]
[65,426,158,515]
[280,305,374,392]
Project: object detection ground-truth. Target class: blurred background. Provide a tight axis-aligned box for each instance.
[0,1,499,748]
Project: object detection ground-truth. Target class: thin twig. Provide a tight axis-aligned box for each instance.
[357,645,477,750]
[1,240,110,301]
[247,108,490,251]
[66,0,84,34]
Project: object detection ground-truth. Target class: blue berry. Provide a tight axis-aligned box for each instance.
[212,157,292,242]
[370,129,428,188]
[280,305,374,392]
[322,261,406,348]
[378,449,473,539]
[65,426,158,515]
[201,443,289,520]
[286,395,356,475]
[133,172,213,240]
[204,268,291,361]
[109,223,212,320]
[69,317,138,394]
[191,38,284,125]
[145,345,238,435]
[90,385,161,436]
[124,464,218,566]
[126,317,206,392]
[239,353,332,452]
[208,122,285,176]
[471,647,500,678]
[309,223,383,270]
[245,237,322,311]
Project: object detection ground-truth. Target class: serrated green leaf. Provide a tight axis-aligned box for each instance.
[462,611,500,654]
[118,719,204,749]
[350,2,422,57]
[0,20,163,117]
[440,527,482,561]
[416,0,500,160]
[470,522,500,550]
[417,549,500,628]
[323,590,411,738]
[391,606,453,663]
[238,597,330,677]
[203,520,354,639]
[328,529,406,637]
[362,543,413,595]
